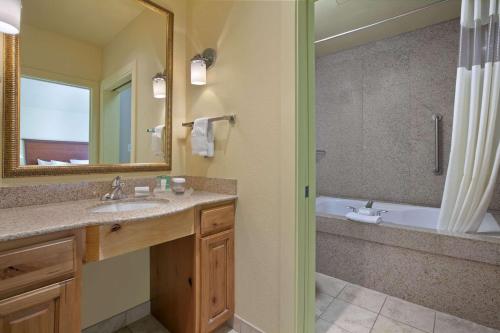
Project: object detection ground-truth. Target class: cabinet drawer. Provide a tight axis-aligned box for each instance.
[85,209,195,262]
[0,237,76,297]
[200,204,235,236]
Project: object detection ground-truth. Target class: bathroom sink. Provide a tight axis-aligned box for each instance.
[89,199,168,213]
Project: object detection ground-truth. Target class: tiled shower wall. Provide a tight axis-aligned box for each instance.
[316,19,500,209]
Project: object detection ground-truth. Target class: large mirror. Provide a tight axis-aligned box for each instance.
[3,0,173,177]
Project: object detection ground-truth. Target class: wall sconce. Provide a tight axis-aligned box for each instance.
[152,72,167,99]
[0,0,21,35]
[191,48,216,86]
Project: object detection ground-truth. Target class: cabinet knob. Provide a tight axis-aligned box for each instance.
[110,224,122,232]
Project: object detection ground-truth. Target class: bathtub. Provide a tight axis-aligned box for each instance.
[316,196,500,235]
[315,196,500,329]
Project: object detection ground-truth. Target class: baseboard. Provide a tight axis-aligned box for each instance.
[231,314,265,333]
[82,301,150,333]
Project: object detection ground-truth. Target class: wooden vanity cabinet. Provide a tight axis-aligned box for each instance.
[151,201,235,333]
[0,230,84,333]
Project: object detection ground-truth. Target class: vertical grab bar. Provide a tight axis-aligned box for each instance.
[432,114,442,175]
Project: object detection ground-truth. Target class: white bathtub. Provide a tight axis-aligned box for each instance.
[316,196,500,235]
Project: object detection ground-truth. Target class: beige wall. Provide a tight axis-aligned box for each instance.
[0,0,187,329]
[185,1,296,332]
[20,23,102,82]
[102,9,168,164]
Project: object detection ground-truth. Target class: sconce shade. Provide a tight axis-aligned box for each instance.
[153,73,167,99]
[191,59,207,86]
[0,0,21,35]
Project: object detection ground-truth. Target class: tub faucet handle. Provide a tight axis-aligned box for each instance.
[376,210,389,216]
[346,206,358,213]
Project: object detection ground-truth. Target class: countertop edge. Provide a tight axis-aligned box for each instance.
[0,193,237,243]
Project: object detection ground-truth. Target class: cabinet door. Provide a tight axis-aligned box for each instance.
[0,279,77,333]
[200,229,234,333]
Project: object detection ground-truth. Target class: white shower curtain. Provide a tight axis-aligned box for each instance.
[438,0,500,233]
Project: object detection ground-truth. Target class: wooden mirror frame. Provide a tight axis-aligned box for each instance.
[2,0,174,177]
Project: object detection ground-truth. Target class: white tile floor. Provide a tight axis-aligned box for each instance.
[316,272,500,333]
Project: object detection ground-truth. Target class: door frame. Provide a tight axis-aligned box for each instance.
[99,61,138,163]
[295,0,316,332]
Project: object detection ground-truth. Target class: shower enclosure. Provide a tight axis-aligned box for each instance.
[314,0,500,332]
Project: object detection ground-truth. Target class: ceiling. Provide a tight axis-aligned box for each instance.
[21,0,146,47]
[315,0,461,57]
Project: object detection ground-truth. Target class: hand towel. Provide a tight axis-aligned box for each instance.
[191,117,214,157]
[346,212,382,224]
[151,125,165,157]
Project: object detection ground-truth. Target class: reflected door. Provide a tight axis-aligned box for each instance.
[101,81,132,164]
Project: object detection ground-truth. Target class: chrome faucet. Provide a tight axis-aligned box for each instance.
[101,176,125,201]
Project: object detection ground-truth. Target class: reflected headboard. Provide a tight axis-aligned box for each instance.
[23,139,89,165]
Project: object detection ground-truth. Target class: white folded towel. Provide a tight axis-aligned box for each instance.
[191,117,214,157]
[346,212,382,224]
[151,125,165,157]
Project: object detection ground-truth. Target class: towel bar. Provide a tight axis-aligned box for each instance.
[182,114,236,128]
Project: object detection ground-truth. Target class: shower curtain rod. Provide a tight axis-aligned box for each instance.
[315,0,450,44]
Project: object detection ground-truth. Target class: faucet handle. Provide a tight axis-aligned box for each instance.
[376,210,389,216]
[346,206,358,213]
[112,176,123,187]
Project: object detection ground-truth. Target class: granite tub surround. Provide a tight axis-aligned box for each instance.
[316,18,500,210]
[317,215,500,266]
[316,229,500,330]
[0,190,236,242]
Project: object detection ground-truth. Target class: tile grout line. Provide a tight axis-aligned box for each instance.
[318,295,335,320]
[316,277,348,322]
[369,296,388,333]
[337,284,389,314]
[376,313,433,333]
[433,312,436,333]
[384,296,437,333]
[335,281,350,298]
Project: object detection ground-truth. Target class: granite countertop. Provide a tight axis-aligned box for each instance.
[0,191,237,242]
